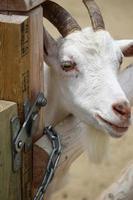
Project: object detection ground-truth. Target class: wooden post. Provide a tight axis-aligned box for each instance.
[0,0,46,11]
[0,101,21,200]
[0,1,45,199]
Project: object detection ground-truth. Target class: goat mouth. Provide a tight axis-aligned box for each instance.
[97,115,129,137]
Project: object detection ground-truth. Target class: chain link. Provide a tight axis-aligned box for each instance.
[33,126,62,200]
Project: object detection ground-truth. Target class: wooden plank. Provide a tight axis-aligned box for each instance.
[0,101,21,200]
[27,6,44,142]
[0,6,44,199]
[0,0,46,11]
[0,14,31,200]
[0,0,7,10]
[33,116,84,198]
[0,14,30,120]
[19,7,44,200]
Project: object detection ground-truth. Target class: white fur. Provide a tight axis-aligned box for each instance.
[44,27,133,162]
[119,65,133,106]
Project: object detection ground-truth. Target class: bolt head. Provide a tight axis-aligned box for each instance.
[37,93,47,107]
[18,141,23,149]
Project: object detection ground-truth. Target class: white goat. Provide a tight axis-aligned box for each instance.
[42,0,133,163]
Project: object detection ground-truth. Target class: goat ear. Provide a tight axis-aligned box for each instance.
[116,40,133,57]
[118,64,133,106]
[43,27,58,66]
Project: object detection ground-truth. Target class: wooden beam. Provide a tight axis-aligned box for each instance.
[0,101,21,200]
[0,0,46,11]
[0,0,7,11]
[33,116,84,198]
[0,6,44,199]
[25,6,45,141]
[0,14,30,120]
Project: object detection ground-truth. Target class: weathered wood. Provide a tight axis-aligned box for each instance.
[0,8,44,125]
[25,6,44,141]
[33,116,84,198]
[33,136,50,191]
[0,0,46,11]
[98,163,133,200]
[0,0,7,11]
[0,14,30,119]
[0,6,44,199]
[0,15,30,200]
[20,7,44,200]
[0,101,21,200]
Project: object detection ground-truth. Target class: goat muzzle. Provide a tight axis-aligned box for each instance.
[112,101,131,121]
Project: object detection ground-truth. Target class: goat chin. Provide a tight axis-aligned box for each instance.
[81,124,109,163]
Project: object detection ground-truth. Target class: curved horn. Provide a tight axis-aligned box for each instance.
[42,1,81,37]
[83,0,105,31]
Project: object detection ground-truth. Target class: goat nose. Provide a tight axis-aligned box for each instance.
[112,101,131,119]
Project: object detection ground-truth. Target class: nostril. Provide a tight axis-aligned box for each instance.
[112,101,131,119]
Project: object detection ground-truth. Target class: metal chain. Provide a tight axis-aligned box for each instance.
[33,126,62,200]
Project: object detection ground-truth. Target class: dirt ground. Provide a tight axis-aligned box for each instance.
[44,1,133,200]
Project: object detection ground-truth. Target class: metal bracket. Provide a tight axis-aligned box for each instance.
[11,92,47,172]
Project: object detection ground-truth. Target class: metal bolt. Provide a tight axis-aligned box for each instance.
[18,141,23,149]
[37,93,47,107]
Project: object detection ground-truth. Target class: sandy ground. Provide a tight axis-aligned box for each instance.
[44,1,133,200]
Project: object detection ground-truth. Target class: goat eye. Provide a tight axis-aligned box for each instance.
[61,61,76,72]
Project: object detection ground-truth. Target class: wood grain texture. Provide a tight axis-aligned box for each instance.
[33,139,50,190]
[0,0,46,11]
[33,116,84,199]
[27,6,44,142]
[20,7,44,200]
[0,101,21,200]
[0,14,30,120]
[0,14,31,200]
[0,0,8,10]
[0,6,44,199]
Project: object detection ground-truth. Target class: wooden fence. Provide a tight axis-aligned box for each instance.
[0,1,133,200]
[0,1,45,199]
